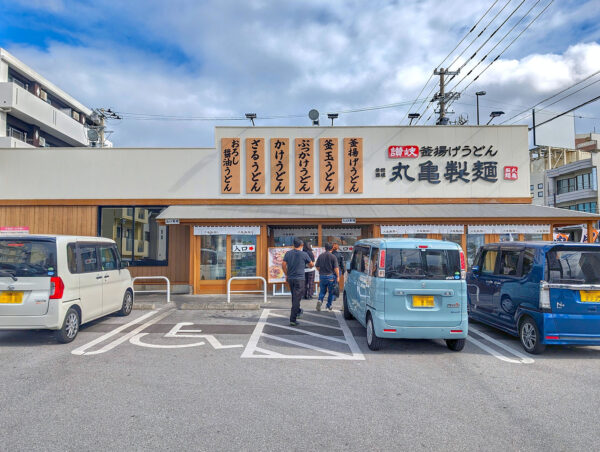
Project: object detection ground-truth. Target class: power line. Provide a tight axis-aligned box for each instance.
[400,0,500,124]
[529,95,600,130]
[501,69,600,124]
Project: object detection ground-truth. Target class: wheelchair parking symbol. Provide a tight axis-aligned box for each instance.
[129,322,244,349]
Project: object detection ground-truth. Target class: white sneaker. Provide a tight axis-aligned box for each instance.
[327,306,333,312]
[316,301,322,311]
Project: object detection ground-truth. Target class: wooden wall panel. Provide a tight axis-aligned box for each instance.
[0,206,97,235]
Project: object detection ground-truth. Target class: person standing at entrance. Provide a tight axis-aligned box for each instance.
[315,242,340,311]
[331,242,346,297]
[283,238,313,326]
[303,241,316,300]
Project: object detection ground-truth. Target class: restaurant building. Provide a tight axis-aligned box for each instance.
[1,125,598,294]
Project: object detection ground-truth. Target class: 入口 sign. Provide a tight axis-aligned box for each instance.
[232,244,255,253]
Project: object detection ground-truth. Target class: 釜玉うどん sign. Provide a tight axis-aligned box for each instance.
[221,138,241,193]
[319,138,338,193]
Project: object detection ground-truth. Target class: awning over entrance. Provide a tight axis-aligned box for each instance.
[157,204,600,222]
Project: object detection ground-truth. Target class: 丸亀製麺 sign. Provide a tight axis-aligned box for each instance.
[319,138,338,193]
[271,138,290,194]
[344,138,363,193]
[221,138,241,194]
[232,244,255,253]
[246,138,265,194]
[295,138,314,193]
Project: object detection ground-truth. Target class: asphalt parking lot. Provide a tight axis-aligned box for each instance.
[2,301,600,452]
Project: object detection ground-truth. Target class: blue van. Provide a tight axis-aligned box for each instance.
[343,238,468,351]
[467,242,600,354]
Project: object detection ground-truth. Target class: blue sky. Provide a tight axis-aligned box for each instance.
[1,0,599,147]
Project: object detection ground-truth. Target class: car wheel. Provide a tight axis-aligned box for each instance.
[343,293,353,320]
[519,316,546,354]
[366,315,383,351]
[56,307,80,344]
[118,290,133,316]
[445,338,465,351]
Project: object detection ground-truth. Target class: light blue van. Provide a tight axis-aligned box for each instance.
[343,238,468,351]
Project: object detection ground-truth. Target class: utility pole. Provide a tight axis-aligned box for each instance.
[433,68,460,125]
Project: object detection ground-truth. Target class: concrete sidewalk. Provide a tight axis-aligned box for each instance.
[133,293,342,311]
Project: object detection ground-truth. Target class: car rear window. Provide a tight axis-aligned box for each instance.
[547,247,600,284]
[0,239,57,277]
[385,248,461,280]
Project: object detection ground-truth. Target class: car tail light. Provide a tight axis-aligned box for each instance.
[418,245,428,249]
[379,250,386,268]
[546,335,559,340]
[460,250,466,279]
[383,329,396,332]
[451,330,463,333]
[539,281,551,311]
[50,276,64,300]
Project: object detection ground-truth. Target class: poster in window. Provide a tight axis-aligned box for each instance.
[245,138,265,194]
[319,138,338,194]
[267,246,325,283]
[344,137,363,193]
[221,138,241,194]
[295,138,314,194]
[270,138,290,194]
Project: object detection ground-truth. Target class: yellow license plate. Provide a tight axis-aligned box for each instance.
[413,295,435,307]
[0,291,23,304]
[580,290,600,303]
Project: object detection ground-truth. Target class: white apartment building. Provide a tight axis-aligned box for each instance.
[0,47,93,148]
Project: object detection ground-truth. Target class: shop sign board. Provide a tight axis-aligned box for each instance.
[389,145,419,158]
[268,246,325,283]
[341,218,356,224]
[323,227,360,237]
[295,138,315,193]
[319,138,338,193]
[245,138,265,194]
[381,225,464,235]
[344,137,363,194]
[194,226,261,236]
[165,219,180,225]
[270,138,290,194]
[467,224,550,234]
[0,226,30,235]
[221,138,241,194]
[272,228,318,237]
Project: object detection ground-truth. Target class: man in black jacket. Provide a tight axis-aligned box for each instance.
[283,238,314,326]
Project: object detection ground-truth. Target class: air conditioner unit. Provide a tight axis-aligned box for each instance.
[38,137,46,147]
[40,90,48,101]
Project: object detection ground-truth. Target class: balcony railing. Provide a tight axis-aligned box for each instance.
[6,127,27,142]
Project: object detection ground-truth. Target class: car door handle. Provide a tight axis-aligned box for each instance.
[96,275,103,280]
[104,275,110,279]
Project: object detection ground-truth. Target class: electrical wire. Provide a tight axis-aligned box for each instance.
[399,0,500,124]
[529,95,600,130]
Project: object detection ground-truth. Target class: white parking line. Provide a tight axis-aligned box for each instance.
[241,309,365,360]
[269,312,342,330]
[469,326,535,364]
[72,309,174,356]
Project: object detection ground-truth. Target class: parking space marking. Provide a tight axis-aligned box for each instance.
[71,310,162,355]
[468,326,535,364]
[241,309,365,360]
[72,309,174,356]
[269,312,342,330]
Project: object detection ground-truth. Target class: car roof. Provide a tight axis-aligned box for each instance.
[355,237,461,249]
[485,241,600,251]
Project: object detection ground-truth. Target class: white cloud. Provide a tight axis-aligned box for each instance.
[5,1,600,145]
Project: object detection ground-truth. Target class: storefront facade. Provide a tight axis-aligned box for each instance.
[1,125,598,294]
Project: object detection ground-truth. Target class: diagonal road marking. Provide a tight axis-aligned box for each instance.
[265,322,347,342]
[469,325,535,364]
[269,312,342,330]
[261,333,349,357]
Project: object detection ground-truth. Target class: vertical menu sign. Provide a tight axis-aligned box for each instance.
[344,137,363,193]
[295,138,314,193]
[319,138,338,193]
[221,138,241,194]
[245,138,265,194]
[270,138,290,194]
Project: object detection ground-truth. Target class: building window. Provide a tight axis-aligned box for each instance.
[530,185,534,191]
[538,191,543,197]
[98,207,168,266]
[200,235,226,280]
[537,183,543,189]
[556,172,594,194]
[231,235,257,277]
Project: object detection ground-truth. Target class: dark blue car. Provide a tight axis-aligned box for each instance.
[467,242,600,354]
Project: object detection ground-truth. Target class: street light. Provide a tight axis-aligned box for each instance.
[475,91,486,125]
[408,113,420,125]
[487,111,504,125]
[245,113,257,126]
[327,113,338,126]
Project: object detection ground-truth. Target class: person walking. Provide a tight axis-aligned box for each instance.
[303,241,316,300]
[315,242,340,312]
[283,238,314,326]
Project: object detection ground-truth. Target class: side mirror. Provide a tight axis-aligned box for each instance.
[120,260,130,269]
[471,265,480,275]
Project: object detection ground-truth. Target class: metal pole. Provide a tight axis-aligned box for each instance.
[477,95,480,125]
[532,109,537,146]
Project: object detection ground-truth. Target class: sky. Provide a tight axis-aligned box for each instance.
[1,0,599,147]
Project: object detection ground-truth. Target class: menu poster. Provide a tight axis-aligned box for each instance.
[267,247,325,283]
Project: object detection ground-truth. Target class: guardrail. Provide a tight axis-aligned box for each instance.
[227,276,267,304]
[132,276,171,303]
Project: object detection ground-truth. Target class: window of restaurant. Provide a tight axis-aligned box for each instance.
[272,227,318,247]
[200,235,226,280]
[466,234,485,268]
[99,206,168,266]
[322,227,364,264]
[231,235,257,277]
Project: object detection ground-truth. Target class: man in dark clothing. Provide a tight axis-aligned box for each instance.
[315,242,340,311]
[283,238,314,326]
[331,242,346,296]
